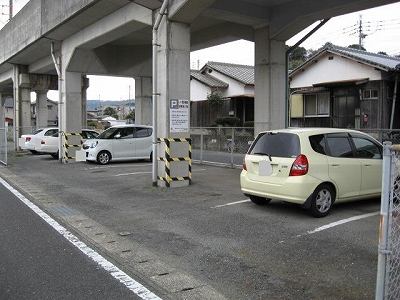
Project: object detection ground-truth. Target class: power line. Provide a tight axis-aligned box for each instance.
[293,15,400,54]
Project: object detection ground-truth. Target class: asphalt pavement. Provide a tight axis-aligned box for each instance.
[0,148,244,300]
[0,146,382,300]
[0,181,145,300]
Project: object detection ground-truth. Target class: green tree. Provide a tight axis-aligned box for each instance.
[103,106,117,116]
[207,91,224,117]
[207,91,223,109]
[287,46,308,70]
[348,44,366,51]
[126,110,135,121]
[215,116,241,127]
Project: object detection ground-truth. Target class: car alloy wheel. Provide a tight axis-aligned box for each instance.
[310,184,335,217]
[97,151,111,165]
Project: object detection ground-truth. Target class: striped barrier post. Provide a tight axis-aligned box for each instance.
[62,132,83,163]
[157,138,192,187]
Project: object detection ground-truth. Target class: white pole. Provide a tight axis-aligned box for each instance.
[152,0,168,186]
[51,42,62,161]
[376,141,392,299]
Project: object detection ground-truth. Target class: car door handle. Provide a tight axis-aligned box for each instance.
[331,163,339,167]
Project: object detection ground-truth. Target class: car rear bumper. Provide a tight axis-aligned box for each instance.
[25,143,36,150]
[240,171,321,204]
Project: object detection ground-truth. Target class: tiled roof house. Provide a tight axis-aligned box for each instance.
[289,43,400,131]
[190,61,254,127]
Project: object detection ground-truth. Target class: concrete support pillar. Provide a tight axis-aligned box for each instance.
[0,93,4,126]
[13,65,32,142]
[156,20,191,187]
[31,74,58,129]
[18,73,32,134]
[254,26,286,135]
[57,70,84,163]
[36,90,48,128]
[60,71,83,133]
[134,76,152,125]
[82,76,89,128]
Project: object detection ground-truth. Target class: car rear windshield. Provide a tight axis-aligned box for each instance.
[249,132,300,158]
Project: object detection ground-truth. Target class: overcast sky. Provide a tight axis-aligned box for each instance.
[4,0,400,101]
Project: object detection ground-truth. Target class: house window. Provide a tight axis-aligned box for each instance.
[304,95,316,116]
[304,92,330,117]
[48,105,52,111]
[363,89,378,99]
[317,92,329,115]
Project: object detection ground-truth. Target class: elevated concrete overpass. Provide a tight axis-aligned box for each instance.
[0,0,398,186]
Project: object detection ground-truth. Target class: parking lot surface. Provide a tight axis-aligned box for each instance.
[0,149,381,299]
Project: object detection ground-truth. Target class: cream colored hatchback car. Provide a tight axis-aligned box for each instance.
[240,128,383,217]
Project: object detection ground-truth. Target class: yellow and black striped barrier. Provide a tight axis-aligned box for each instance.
[157,138,192,187]
[62,132,83,162]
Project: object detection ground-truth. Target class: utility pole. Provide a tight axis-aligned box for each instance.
[358,14,367,49]
[1,0,12,22]
[9,0,12,21]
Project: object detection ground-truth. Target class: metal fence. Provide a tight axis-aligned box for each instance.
[376,142,400,300]
[190,127,254,153]
[0,123,8,166]
[360,129,400,145]
[189,127,400,167]
[190,127,254,167]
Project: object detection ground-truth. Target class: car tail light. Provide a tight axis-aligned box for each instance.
[243,157,247,170]
[41,140,45,145]
[26,137,31,142]
[289,154,308,176]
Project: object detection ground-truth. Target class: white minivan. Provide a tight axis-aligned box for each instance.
[240,128,383,217]
[83,124,153,165]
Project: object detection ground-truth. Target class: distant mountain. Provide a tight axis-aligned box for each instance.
[87,100,135,111]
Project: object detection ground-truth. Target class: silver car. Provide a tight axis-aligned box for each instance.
[83,124,153,165]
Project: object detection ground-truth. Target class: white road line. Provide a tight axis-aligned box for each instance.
[0,178,162,300]
[305,211,380,235]
[84,163,152,171]
[192,160,242,168]
[211,199,251,208]
[113,168,206,177]
[115,171,152,177]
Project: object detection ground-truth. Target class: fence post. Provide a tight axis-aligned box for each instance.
[376,141,392,299]
[0,122,8,166]
[200,129,204,164]
[230,127,234,168]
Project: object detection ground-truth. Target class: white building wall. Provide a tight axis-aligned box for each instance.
[290,52,383,88]
[190,80,211,101]
[209,70,246,97]
[5,107,12,120]
[243,85,254,96]
[48,101,58,124]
